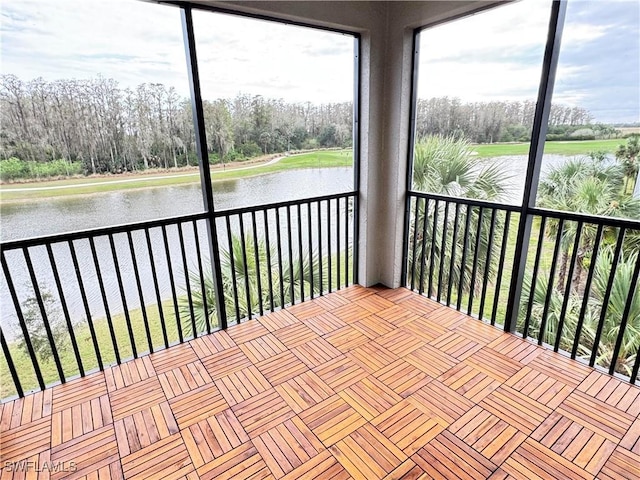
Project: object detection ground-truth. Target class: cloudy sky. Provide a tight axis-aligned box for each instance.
[418,0,639,124]
[1,0,638,122]
[0,0,354,104]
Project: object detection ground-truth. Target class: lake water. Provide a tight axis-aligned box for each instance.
[0,155,569,336]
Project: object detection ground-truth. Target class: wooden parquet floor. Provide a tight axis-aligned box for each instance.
[1,286,639,479]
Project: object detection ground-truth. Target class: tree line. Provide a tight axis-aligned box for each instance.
[0,74,353,177]
[415,97,596,144]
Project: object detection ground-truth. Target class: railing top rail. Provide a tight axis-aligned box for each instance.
[407,190,521,213]
[212,191,357,218]
[1,191,358,250]
[408,190,640,231]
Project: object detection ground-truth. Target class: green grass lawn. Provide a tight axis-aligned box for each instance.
[472,138,624,158]
[0,150,353,203]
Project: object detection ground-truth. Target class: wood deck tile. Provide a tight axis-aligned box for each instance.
[405,345,458,378]
[375,304,422,327]
[453,318,504,345]
[411,380,474,425]
[50,425,118,480]
[395,294,440,316]
[286,301,327,321]
[528,350,592,388]
[309,291,351,311]
[149,344,198,374]
[371,399,445,455]
[0,416,51,464]
[255,351,308,386]
[231,389,295,439]
[239,334,288,364]
[298,395,367,447]
[449,405,526,465]
[109,377,166,421]
[598,447,640,480]
[339,376,402,421]
[158,360,212,399]
[347,342,397,374]
[351,314,395,339]
[577,371,640,416]
[257,309,299,333]
[330,423,407,480]
[113,402,178,457]
[190,330,236,358]
[374,359,432,397]
[382,459,429,480]
[121,432,194,480]
[531,411,616,475]
[303,312,347,335]
[274,323,318,348]
[375,328,424,356]
[502,438,592,480]
[275,371,335,414]
[215,365,271,406]
[352,294,395,314]
[200,346,252,380]
[324,325,370,352]
[555,390,635,442]
[196,441,273,480]
[504,366,573,409]
[105,357,155,392]
[330,304,371,324]
[52,373,107,413]
[401,316,448,342]
[439,363,501,402]
[252,416,324,478]
[480,385,552,435]
[620,417,640,455]
[412,430,496,480]
[227,320,270,344]
[465,347,525,383]
[487,335,541,364]
[51,395,113,447]
[375,287,414,303]
[280,449,350,480]
[4,287,638,480]
[334,285,377,302]
[0,390,52,431]
[169,383,228,430]
[313,356,368,392]
[291,337,342,368]
[182,409,249,467]
[429,331,482,360]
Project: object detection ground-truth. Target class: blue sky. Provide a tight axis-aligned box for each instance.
[1,0,638,122]
[418,0,639,124]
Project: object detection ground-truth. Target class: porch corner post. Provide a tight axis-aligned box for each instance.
[181,6,228,329]
[504,0,567,333]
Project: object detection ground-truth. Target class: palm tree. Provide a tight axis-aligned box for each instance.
[521,247,640,377]
[537,152,640,290]
[180,233,323,336]
[408,134,511,311]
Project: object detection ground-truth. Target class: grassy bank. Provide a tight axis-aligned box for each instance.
[0,150,353,203]
[472,138,624,158]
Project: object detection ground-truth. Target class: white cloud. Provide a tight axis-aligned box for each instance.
[0,0,354,104]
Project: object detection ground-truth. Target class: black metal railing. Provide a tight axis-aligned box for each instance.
[404,190,640,384]
[0,191,356,399]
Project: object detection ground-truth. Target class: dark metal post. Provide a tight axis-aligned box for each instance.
[181,7,227,327]
[504,0,566,332]
[352,35,361,284]
[400,30,421,285]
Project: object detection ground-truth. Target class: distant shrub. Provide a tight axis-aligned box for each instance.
[0,157,30,181]
[0,157,83,181]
